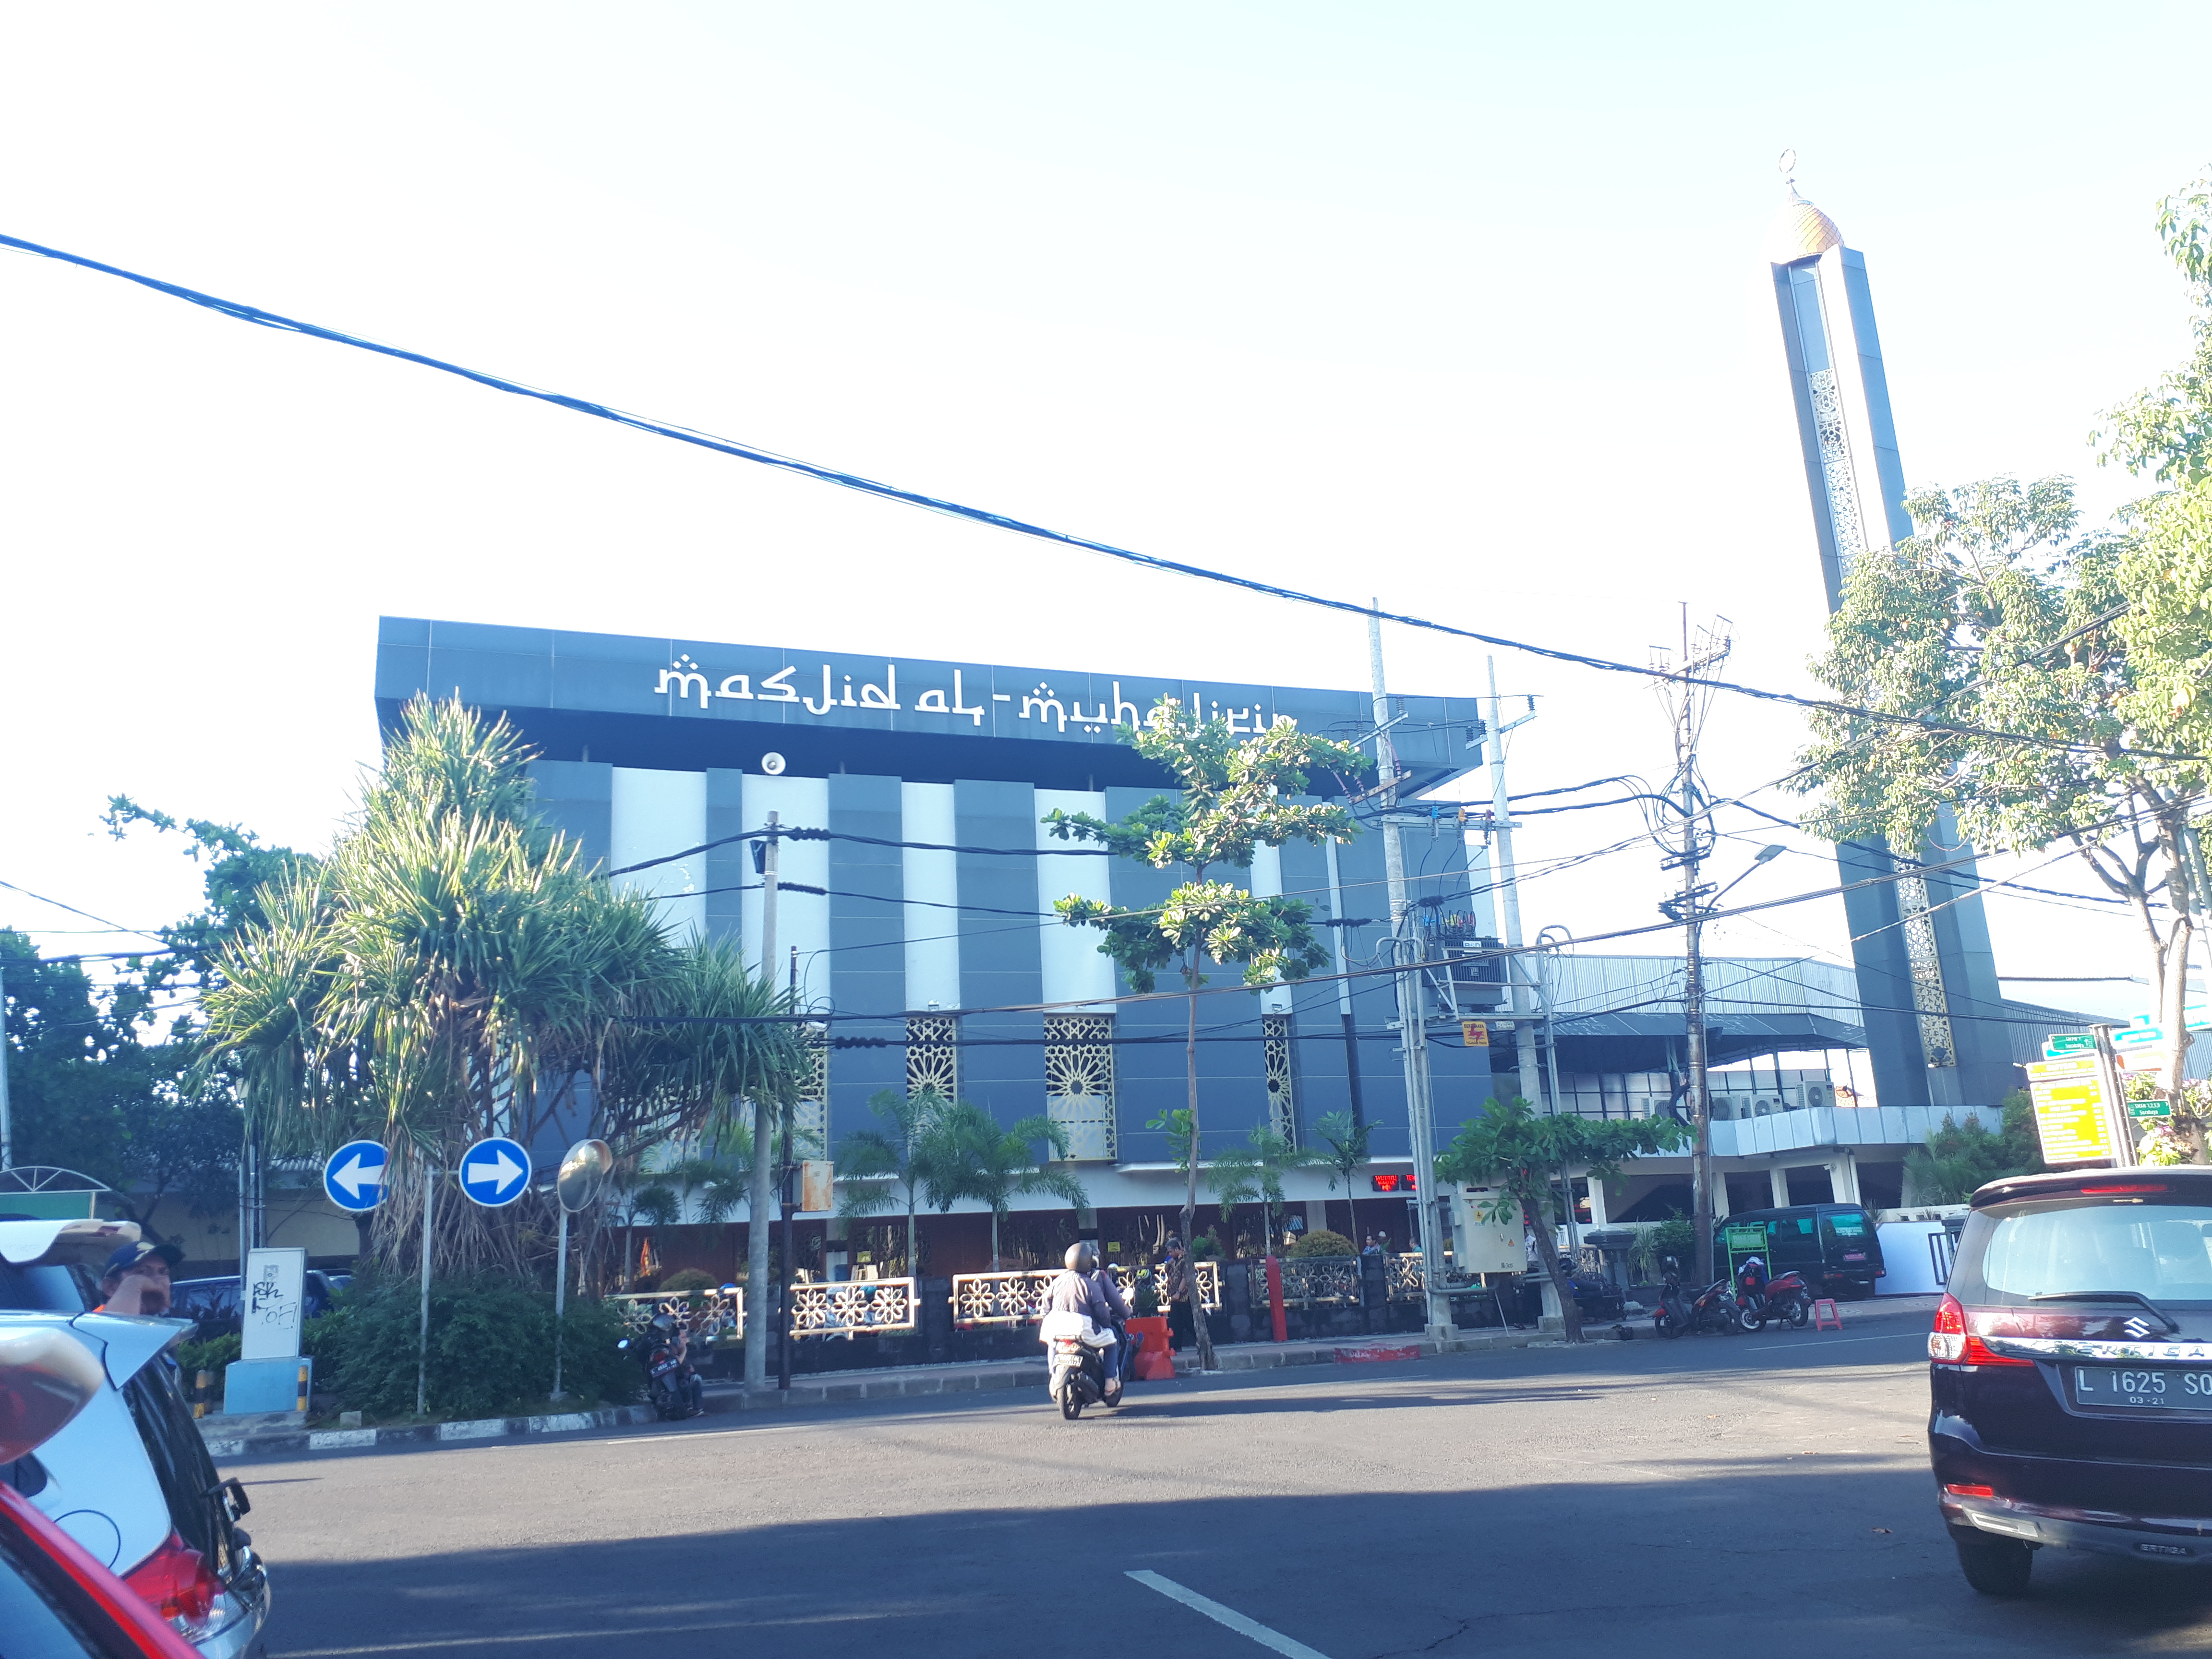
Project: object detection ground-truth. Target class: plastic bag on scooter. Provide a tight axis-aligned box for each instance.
[1038,1309,1118,1347]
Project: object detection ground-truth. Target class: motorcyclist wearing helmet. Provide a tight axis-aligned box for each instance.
[645,1311,706,1417]
[1046,1241,1126,1405]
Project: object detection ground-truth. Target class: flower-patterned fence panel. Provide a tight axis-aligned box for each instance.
[950,1271,1056,1327]
[789,1278,917,1338]
[610,1287,744,1339]
[1386,1253,1426,1302]
[1274,1257,1363,1308]
[1110,1260,1224,1313]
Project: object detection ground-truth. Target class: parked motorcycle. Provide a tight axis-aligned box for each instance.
[1556,1255,1627,1325]
[1040,1309,1118,1420]
[619,1314,705,1419]
[1686,1276,1739,1335]
[1732,1270,1813,1333]
[1652,1264,1689,1340]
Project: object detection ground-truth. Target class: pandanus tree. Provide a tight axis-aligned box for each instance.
[202,697,806,1289]
[1044,698,1369,1369]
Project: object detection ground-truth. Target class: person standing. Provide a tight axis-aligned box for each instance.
[1160,1236,1194,1353]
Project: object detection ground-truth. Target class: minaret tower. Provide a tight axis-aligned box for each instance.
[1768,154,2014,1111]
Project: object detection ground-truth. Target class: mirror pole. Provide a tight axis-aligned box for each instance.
[552,1205,569,1400]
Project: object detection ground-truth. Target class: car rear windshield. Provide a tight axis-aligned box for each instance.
[0,1262,96,1314]
[1953,1195,2212,1307]
[120,1361,236,1578]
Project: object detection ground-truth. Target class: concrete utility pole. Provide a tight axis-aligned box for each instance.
[744,812,780,1390]
[1656,615,1731,1287]
[1483,657,1544,1116]
[0,966,12,1169]
[1322,839,1366,1128]
[1368,607,1452,1337]
[780,946,798,1392]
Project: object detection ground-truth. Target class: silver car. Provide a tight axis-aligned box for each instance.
[1,1222,270,1658]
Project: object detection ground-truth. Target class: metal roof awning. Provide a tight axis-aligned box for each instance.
[1527,1011,1867,1073]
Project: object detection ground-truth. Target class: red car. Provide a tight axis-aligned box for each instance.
[1,1480,206,1659]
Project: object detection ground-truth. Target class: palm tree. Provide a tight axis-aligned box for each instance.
[1311,1110,1374,1236]
[922,1101,1087,1271]
[836,1087,948,1277]
[1206,1125,1319,1255]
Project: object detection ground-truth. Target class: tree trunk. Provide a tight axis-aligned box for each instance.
[990,1205,1001,1272]
[905,1196,917,1281]
[1530,1190,1584,1343]
[1183,955,1217,1370]
[745,1095,774,1387]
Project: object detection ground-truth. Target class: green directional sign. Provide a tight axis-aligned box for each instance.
[2044,1033,2097,1058]
[2130,1098,2175,1120]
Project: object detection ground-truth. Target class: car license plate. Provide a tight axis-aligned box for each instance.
[2073,1366,2212,1409]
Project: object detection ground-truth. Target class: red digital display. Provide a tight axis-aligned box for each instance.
[1370,1174,1413,1192]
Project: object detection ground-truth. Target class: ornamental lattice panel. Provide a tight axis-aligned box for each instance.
[1262,1012,1298,1146]
[793,1024,830,1157]
[1892,873,1958,1068]
[906,1013,959,1102]
[1045,1012,1115,1161]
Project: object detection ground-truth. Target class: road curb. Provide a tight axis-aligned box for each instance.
[201,1403,660,1459]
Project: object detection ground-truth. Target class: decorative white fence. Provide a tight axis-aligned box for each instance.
[1385,1252,1426,1302]
[610,1287,744,1340]
[951,1260,1226,1325]
[790,1277,917,1337]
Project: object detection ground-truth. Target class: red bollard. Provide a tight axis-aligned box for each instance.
[1266,1254,1287,1343]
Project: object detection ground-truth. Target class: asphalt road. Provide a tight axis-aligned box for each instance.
[227,1296,2212,1659]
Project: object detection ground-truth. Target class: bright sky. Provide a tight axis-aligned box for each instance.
[4,4,2208,1034]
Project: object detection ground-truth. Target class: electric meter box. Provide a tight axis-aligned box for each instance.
[1449,1185,1525,1275]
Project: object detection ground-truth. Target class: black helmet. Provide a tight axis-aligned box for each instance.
[1065,1241,1098,1274]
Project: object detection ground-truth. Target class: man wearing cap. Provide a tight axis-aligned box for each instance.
[97,1240,182,1316]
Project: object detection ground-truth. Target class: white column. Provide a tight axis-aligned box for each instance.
[1585,1177,1610,1228]
[741,774,830,1005]
[1034,789,1115,1009]
[611,769,707,942]
[1769,1166,1791,1209]
[1248,842,1292,1015]
[902,783,960,1010]
[1828,1152,1861,1205]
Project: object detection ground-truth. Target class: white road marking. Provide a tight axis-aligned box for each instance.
[1127,1570,1333,1659]
[1746,1332,1923,1352]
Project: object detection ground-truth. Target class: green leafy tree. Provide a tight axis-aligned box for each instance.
[836,1087,949,1277]
[1206,1125,1318,1255]
[919,1100,1086,1271]
[1435,1096,1689,1343]
[1045,698,1369,1367]
[1905,1096,2048,1205]
[1791,475,2209,1145]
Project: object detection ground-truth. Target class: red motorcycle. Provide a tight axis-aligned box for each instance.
[1732,1269,1813,1333]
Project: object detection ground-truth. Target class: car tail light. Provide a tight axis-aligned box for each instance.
[1943,1483,1996,1499]
[2080,1183,2167,1195]
[123,1532,223,1634]
[1930,1294,2033,1367]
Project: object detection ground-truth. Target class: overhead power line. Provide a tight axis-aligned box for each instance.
[3,228,2196,764]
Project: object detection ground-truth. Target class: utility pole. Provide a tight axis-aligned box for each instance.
[1482,657,1543,1117]
[1655,614,1731,1287]
[780,946,798,1392]
[1322,838,1365,1127]
[744,811,780,1390]
[0,966,12,1169]
[1368,607,1451,1337]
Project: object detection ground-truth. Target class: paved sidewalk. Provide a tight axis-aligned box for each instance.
[200,1324,1563,1459]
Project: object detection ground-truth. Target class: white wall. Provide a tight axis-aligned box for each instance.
[741,773,830,1006]
[1035,787,1115,1010]
[610,767,707,942]
[902,781,959,1010]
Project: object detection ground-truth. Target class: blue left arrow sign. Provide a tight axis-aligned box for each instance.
[458,1137,531,1208]
[324,1140,390,1213]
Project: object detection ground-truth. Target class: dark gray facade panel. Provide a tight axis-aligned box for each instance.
[1773,262,1848,611]
[823,774,909,1145]
[955,779,1046,1125]
[525,760,612,875]
[1100,787,1190,1165]
[703,769,746,945]
[1836,839,1930,1108]
[1840,251,1915,547]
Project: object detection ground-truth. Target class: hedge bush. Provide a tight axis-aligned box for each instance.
[659,1268,720,1294]
[311,1275,639,1419]
[1288,1229,1357,1259]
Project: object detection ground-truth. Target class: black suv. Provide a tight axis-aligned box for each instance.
[1931,1166,2212,1595]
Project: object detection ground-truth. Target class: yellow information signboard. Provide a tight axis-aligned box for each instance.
[2030,1071,2118,1164]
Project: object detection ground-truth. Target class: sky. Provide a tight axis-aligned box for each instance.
[3,3,2209,1040]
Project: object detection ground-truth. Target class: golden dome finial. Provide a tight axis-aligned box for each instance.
[1770,148,1841,263]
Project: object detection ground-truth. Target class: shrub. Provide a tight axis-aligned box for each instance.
[1189,1230,1223,1261]
[313,1274,638,1419]
[1647,1216,1695,1271]
[1288,1229,1356,1259]
[177,1332,240,1376]
[660,1269,719,1294]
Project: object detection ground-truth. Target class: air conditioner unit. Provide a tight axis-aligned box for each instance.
[1799,1082,1836,1111]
